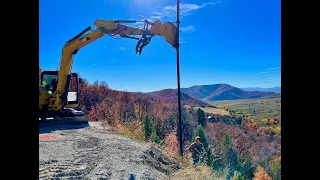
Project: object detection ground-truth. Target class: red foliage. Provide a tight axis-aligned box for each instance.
[77,79,176,136]
[39,67,42,85]
[205,122,278,163]
[273,118,279,124]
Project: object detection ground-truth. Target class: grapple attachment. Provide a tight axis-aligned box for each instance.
[136,34,153,55]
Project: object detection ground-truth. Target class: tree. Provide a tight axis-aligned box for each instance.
[253,165,272,180]
[270,156,281,180]
[177,106,197,148]
[39,67,42,85]
[261,118,269,124]
[143,115,153,141]
[220,134,241,179]
[197,108,206,127]
[164,132,179,157]
[192,125,208,150]
[239,152,254,180]
[275,126,281,134]
[149,123,161,144]
[231,171,244,180]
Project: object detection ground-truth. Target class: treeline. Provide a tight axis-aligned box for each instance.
[77,80,280,180]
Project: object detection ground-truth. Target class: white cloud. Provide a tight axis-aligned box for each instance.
[257,71,267,74]
[163,2,219,16]
[119,46,127,51]
[268,77,281,80]
[124,85,131,88]
[180,25,195,32]
[150,15,161,19]
[139,2,220,22]
[256,66,281,75]
[265,67,281,71]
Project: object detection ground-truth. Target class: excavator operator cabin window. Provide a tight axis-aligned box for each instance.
[42,74,57,93]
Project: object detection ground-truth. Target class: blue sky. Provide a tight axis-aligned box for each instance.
[40,0,281,92]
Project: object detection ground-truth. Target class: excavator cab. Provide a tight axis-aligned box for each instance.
[40,71,81,107]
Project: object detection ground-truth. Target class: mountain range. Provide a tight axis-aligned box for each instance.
[146,89,209,107]
[240,87,281,93]
[178,84,279,101]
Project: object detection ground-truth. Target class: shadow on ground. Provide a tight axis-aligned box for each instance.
[39,124,89,134]
[129,173,135,180]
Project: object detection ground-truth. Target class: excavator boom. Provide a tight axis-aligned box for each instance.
[39,18,177,130]
[51,19,177,110]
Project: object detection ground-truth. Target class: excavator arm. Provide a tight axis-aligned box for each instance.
[51,19,177,110]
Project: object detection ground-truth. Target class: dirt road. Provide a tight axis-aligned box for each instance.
[39,122,179,180]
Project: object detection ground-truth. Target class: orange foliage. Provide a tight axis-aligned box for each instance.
[253,166,272,180]
[257,127,276,136]
[164,132,179,157]
[246,122,259,132]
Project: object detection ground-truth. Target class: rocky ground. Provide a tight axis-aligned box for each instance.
[39,122,180,180]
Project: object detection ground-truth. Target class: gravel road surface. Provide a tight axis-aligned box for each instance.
[39,122,179,180]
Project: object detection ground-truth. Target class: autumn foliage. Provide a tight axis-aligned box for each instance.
[253,166,272,180]
[164,132,179,157]
[76,78,280,179]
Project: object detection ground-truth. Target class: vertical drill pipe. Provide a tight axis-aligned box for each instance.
[176,0,183,156]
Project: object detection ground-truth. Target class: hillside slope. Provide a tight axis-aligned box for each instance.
[181,84,276,101]
[147,89,210,107]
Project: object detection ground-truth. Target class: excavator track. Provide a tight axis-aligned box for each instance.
[39,116,89,133]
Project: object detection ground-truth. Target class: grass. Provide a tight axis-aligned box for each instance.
[169,165,216,180]
[167,154,216,180]
[199,107,230,116]
[208,97,281,123]
[116,121,145,142]
[184,105,230,116]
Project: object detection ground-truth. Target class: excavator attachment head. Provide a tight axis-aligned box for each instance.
[136,34,153,55]
[150,20,178,49]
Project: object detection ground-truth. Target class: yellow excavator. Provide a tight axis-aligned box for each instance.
[39,19,177,128]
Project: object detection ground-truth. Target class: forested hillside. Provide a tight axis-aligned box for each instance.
[75,79,281,180]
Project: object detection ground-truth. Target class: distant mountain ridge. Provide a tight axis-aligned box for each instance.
[146,89,209,107]
[241,87,281,93]
[180,84,278,101]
